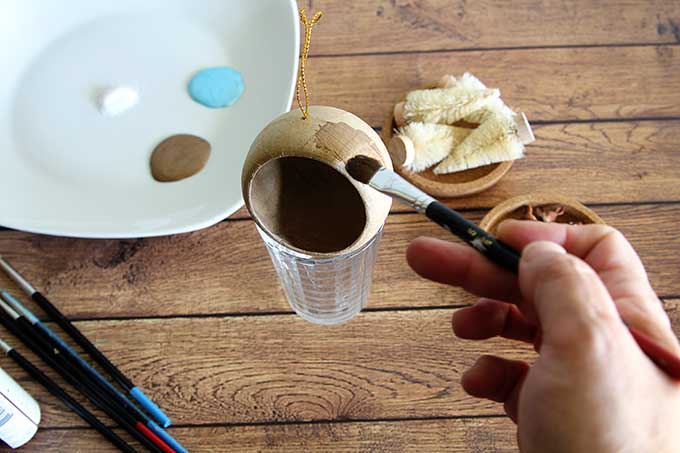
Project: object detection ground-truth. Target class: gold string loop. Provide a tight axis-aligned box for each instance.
[296,8,323,119]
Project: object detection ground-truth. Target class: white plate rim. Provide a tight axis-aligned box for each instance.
[1,0,300,239]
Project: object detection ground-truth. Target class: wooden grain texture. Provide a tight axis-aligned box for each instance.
[0,309,534,428]
[3,2,679,451]
[665,297,680,337]
[297,0,680,55]
[16,417,518,452]
[305,45,680,126]
[2,299,678,432]
[224,119,680,218]
[0,204,678,319]
[464,120,680,209]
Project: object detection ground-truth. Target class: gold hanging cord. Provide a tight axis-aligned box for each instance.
[296,8,323,119]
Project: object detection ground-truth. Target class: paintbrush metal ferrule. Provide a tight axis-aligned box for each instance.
[0,296,20,320]
[0,338,11,354]
[1,291,39,324]
[0,257,36,296]
[369,168,436,214]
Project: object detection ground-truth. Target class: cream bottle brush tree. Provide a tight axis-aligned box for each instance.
[389,72,534,175]
[394,85,501,126]
[392,123,472,173]
[433,111,533,174]
[437,73,514,124]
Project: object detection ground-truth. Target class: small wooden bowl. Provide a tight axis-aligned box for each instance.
[480,193,605,235]
[381,86,514,198]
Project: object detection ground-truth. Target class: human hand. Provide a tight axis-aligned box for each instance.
[407,220,680,453]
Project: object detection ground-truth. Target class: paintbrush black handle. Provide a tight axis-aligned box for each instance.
[0,315,166,453]
[425,202,520,274]
[31,292,134,387]
[8,349,137,453]
[26,295,179,451]
[22,317,183,453]
[31,291,173,428]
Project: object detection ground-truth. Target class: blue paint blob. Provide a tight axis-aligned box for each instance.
[188,67,244,108]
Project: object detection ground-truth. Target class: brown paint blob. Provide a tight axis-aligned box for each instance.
[249,156,367,253]
[150,134,211,182]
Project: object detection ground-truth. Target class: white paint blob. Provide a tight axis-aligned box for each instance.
[97,86,139,116]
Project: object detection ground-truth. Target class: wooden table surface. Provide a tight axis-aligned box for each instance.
[2,1,680,451]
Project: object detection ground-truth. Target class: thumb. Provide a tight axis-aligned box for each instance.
[518,241,629,358]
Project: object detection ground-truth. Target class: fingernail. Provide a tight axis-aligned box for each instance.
[522,241,566,264]
[476,297,496,306]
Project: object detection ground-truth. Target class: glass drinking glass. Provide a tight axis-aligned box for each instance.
[258,225,383,325]
[243,106,393,325]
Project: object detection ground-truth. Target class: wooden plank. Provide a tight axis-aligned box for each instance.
[297,0,680,55]
[2,299,678,430]
[1,204,679,319]
[665,297,680,337]
[228,120,680,216]
[304,46,680,126]
[0,309,535,428]
[17,417,517,452]
[439,120,680,208]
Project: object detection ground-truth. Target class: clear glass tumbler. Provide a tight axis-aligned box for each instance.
[258,225,383,325]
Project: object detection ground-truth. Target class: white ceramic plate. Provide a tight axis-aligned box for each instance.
[0,0,299,237]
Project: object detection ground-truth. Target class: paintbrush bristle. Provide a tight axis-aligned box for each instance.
[346,155,383,184]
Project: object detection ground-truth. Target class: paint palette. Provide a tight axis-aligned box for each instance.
[0,0,299,237]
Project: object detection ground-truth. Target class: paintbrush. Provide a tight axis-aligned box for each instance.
[0,255,171,428]
[0,291,186,453]
[345,155,680,382]
[346,155,520,272]
[0,338,137,453]
[0,299,172,453]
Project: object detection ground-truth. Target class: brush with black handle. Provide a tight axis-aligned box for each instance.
[346,155,519,273]
[0,338,137,453]
[0,255,172,430]
[346,154,680,381]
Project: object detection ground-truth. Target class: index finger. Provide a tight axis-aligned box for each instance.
[406,236,522,303]
[496,220,649,296]
[498,219,678,353]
